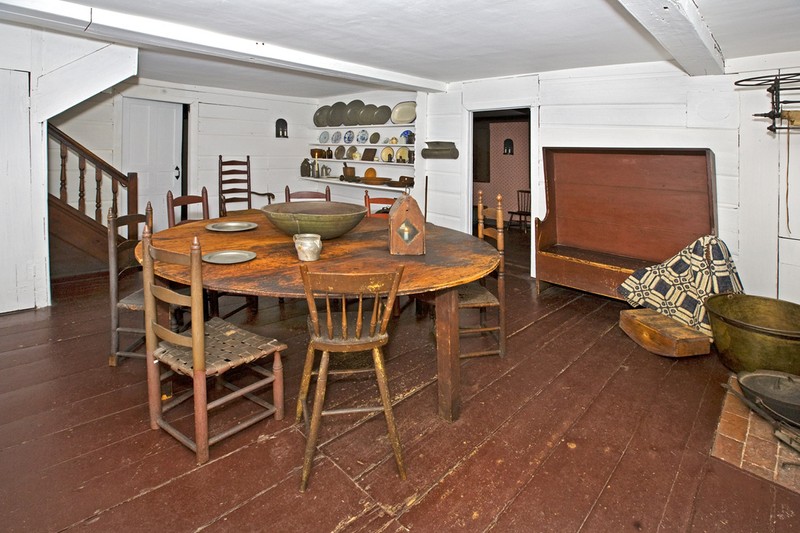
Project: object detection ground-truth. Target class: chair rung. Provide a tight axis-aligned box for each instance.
[209,409,275,445]
[157,418,196,451]
[460,325,500,335]
[115,350,145,359]
[460,349,501,358]
[207,374,275,410]
[117,326,145,334]
[323,405,384,416]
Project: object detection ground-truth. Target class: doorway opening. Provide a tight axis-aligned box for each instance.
[472,108,531,270]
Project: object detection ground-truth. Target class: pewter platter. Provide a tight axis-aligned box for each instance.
[205,221,258,232]
[201,250,256,264]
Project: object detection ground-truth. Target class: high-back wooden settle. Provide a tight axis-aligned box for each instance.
[535,147,717,299]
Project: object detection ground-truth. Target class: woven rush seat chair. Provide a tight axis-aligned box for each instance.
[107,202,153,366]
[457,191,506,358]
[296,264,406,491]
[167,186,257,318]
[142,227,286,464]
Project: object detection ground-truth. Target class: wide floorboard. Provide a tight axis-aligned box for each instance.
[2,230,798,532]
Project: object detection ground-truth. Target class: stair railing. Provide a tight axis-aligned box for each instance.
[47,123,138,222]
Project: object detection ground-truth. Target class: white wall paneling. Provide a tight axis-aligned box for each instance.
[736,82,781,297]
[779,238,800,303]
[0,68,36,312]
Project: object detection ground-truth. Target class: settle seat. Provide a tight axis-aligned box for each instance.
[535,147,716,300]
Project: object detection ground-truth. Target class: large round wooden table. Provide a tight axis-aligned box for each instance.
[139,209,500,421]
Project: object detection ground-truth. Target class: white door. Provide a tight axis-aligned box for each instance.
[122,98,182,232]
[0,69,36,312]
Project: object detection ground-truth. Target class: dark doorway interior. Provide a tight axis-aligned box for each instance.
[472,108,531,269]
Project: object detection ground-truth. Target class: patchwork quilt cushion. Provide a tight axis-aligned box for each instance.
[617,235,744,336]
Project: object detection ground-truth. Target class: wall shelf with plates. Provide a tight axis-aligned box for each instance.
[299,177,411,194]
[307,99,418,194]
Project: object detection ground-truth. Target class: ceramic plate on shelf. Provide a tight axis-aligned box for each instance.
[400,129,413,141]
[343,130,354,144]
[318,131,330,143]
[391,101,416,124]
[346,146,358,160]
[373,105,391,125]
[201,250,256,264]
[327,101,346,126]
[344,99,364,126]
[369,132,380,144]
[205,221,258,232]
[395,147,410,163]
[364,167,377,178]
[313,105,330,127]
[380,147,394,162]
[357,129,369,143]
[330,130,342,144]
[358,104,377,125]
[334,145,345,159]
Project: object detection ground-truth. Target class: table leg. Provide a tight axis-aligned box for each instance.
[434,286,460,421]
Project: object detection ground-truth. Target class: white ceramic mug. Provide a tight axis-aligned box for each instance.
[293,233,322,261]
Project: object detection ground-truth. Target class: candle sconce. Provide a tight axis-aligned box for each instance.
[503,138,514,155]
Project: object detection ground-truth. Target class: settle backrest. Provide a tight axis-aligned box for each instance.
[538,147,717,262]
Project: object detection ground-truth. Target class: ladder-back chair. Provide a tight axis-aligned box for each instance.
[166,187,210,228]
[458,191,506,358]
[285,185,331,202]
[142,227,286,464]
[107,203,153,366]
[167,186,256,318]
[218,155,275,216]
[296,264,406,491]
[364,190,395,218]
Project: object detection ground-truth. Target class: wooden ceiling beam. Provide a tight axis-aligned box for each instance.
[616,0,724,75]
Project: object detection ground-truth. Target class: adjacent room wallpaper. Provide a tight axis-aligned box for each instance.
[473,120,530,222]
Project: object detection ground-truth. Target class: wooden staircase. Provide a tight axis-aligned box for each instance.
[47,124,138,282]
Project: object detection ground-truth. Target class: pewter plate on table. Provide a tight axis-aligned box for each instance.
[201,250,256,264]
[205,221,258,232]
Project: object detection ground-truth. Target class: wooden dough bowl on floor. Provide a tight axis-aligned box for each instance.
[619,308,711,358]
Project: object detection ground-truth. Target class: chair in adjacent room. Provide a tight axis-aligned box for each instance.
[364,190,395,218]
[166,186,256,318]
[166,187,210,227]
[107,203,153,366]
[284,185,331,202]
[507,189,531,233]
[296,264,406,491]
[458,190,506,358]
[141,227,287,465]
[218,155,275,216]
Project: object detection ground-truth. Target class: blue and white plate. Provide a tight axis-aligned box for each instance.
[356,129,369,143]
[343,130,354,144]
[331,130,342,143]
[319,131,330,143]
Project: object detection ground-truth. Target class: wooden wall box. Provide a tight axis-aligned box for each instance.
[535,147,716,299]
[388,193,425,255]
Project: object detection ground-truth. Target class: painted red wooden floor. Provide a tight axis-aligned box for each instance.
[2,230,799,532]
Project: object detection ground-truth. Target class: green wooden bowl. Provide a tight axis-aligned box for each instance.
[261,201,367,240]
